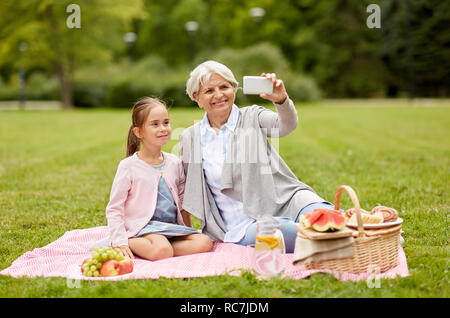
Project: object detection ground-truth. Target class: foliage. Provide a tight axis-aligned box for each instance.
[72,56,195,108]
[0,0,449,106]
[380,0,450,97]
[0,0,146,108]
[131,0,449,98]
[73,44,319,108]
[0,72,60,100]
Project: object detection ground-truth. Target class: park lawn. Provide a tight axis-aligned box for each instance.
[0,99,448,297]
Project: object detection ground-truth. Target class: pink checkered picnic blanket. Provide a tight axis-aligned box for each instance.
[0,226,409,281]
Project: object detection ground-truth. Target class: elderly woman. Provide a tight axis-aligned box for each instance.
[179,60,334,252]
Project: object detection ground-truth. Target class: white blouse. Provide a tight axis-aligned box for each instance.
[200,104,255,242]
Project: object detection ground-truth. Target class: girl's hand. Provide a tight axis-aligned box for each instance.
[116,245,134,259]
[180,209,192,227]
[259,73,288,104]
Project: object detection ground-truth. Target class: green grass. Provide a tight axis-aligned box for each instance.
[0,99,449,297]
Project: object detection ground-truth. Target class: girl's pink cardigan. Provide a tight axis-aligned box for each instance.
[105,152,186,246]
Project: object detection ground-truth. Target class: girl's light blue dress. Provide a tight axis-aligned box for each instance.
[131,154,199,239]
[91,154,199,249]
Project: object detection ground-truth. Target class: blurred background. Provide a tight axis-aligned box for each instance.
[0,0,449,109]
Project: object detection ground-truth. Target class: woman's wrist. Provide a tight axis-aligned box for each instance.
[274,94,288,105]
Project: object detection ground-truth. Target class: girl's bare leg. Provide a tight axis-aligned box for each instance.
[170,233,213,256]
[128,233,173,261]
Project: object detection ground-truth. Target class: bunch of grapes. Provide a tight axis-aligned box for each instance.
[81,246,125,277]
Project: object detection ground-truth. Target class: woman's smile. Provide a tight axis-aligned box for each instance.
[212,100,227,107]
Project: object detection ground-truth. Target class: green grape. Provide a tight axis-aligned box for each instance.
[86,270,92,277]
[101,253,108,261]
[93,270,100,277]
[90,265,96,272]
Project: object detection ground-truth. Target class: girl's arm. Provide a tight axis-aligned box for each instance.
[105,163,132,249]
[177,158,190,227]
[176,159,195,229]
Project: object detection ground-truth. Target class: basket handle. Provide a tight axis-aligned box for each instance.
[334,185,365,237]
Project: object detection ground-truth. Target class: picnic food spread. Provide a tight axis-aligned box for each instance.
[345,205,399,224]
[293,185,403,274]
[370,206,399,222]
[348,211,384,224]
[81,246,133,277]
[344,207,368,218]
[299,209,347,232]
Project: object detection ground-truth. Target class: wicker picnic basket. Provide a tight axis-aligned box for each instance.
[304,185,401,274]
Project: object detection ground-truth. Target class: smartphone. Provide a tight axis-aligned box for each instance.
[243,76,273,95]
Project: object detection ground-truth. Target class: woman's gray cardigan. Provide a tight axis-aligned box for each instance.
[179,98,323,241]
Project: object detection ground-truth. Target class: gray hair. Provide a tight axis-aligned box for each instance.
[186,60,239,101]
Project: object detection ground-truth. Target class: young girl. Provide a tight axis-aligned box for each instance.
[104,97,213,261]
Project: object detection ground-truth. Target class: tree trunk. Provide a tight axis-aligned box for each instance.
[47,4,74,109]
[54,58,74,110]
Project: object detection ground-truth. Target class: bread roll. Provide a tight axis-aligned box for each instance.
[349,211,384,224]
[345,207,369,219]
[370,206,398,223]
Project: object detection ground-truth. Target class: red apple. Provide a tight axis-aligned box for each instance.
[118,257,133,275]
[80,258,89,273]
[100,259,120,277]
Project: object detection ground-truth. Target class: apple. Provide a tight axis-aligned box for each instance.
[100,259,120,277]
[118,257,133,275]
[80,258,89,273]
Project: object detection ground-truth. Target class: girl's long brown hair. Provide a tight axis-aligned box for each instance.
[126,97,167,157]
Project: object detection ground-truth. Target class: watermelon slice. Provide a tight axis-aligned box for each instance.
[311,212,333,232]
[329,212,347,230]
[301,209,325,228]
[302,209,347,232]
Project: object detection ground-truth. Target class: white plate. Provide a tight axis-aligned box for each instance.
[346,217,403,229]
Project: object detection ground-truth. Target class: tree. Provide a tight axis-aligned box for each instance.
[381,0,450,97]
[286,0,388,97]
[134,0,212,66]
[0,0,145,108]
